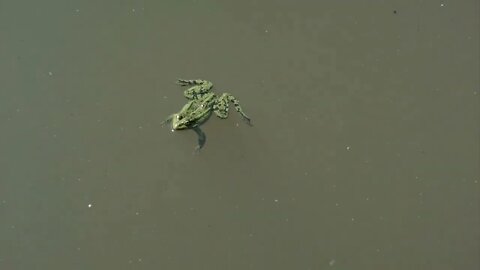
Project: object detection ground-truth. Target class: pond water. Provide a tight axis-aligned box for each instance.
[1,0,478,269]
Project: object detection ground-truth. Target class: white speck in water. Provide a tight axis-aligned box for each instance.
[335,203,339,207]
[351,217,355,222]
[135,212,140,216]
[440,3,445,7]
[132,8,136,12]
[138,258,142,262]
[88,203,93,208]
[274,199,279,203]
[265,29,269,33]
[48,71,53,76]
[329,259,336,266]
[474,180,478,184]
[346,146,350,150]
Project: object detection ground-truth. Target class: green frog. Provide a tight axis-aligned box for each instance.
[162,79,252,150]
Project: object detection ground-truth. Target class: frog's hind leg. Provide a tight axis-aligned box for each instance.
[177,79,213,99]
[177,79,212,86]
[214,93,252,126]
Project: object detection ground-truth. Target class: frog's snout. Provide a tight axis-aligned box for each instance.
[171,114,188,130]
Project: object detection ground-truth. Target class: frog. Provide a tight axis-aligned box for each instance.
[161,79,252,150]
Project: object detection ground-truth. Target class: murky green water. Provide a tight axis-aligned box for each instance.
[1,0,478,269]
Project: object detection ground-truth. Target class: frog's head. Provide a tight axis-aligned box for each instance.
[171,114,193,130]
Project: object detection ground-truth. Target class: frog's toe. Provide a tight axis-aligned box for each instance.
[161,115,174,126]
[176,79,189,85]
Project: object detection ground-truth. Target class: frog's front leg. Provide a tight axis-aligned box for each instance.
[177,79,213,99]
[214,93,252,126]
[192,126,206,150]
[161,114,174,126]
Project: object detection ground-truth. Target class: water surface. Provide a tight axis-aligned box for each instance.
[1,0,478,269]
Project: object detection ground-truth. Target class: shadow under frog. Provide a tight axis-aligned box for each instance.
[161,79,252,150]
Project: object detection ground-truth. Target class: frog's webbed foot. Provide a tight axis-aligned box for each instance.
[177,79,212,86]
[214,93,252,126]
[177,79,214,99]
[192,126,206,151]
